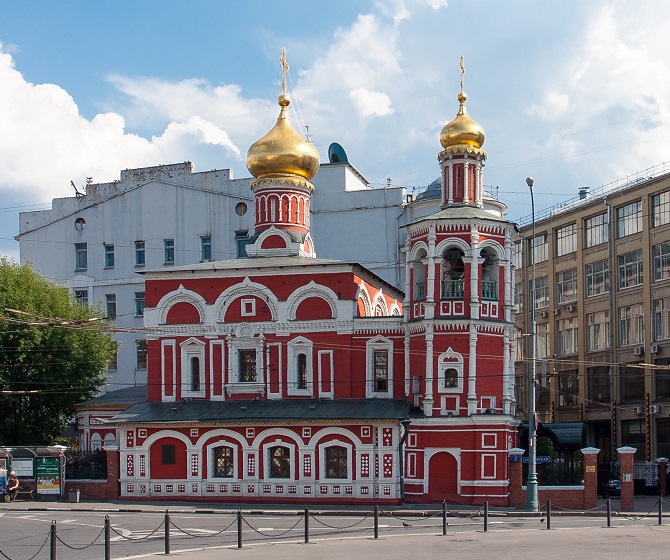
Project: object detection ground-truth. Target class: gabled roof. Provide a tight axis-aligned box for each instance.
[109,398,412,424]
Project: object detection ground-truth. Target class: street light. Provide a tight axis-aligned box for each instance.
[525,176,539,511]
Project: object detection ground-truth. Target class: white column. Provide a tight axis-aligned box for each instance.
[470,226,480,319]
[504,236,513,323]
[426,225,436,309]
[468,325,478,414]
[423,327,434,417]
[502,326,512,414]
[404,331,411,397]
[463,161,470,203]
[447,160,454,205]
[403,241,411,322]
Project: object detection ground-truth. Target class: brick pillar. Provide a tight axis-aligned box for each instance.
[657,458,668,497]
[617,446,636,512]
[580,447,600,510]
[508,448,525,509]
[104,444,120,500]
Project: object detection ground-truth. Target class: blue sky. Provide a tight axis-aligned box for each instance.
[2,0,670,260]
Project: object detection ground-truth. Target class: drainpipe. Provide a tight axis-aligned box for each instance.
[604,197,616,464]
[398,418,411,502]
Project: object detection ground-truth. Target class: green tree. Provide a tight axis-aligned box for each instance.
[0,258,117,444]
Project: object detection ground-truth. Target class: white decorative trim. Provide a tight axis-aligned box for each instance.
[215,278,279,323]
[157,285,206,325]
[286,281,338,321]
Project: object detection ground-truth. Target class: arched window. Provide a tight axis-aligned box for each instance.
[413,249,427,300]
[297,353,307,390]
[444,368,459,388]
[190,356,200,392]
[213,446,234,478]
[269,446,291,479]
[442,248,465,298]
[480,248,498,300]
[325,446,348,479]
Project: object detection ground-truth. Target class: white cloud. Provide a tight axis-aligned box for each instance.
[349,88,394,117]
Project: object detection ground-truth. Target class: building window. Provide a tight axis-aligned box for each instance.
[533,276,549,309]
[374,351,389,391]
[239,349,257,382]
[442,248,465,299]
[235,231,250,259]
[618,250,643,289]
[74,289,88,306]
[164,239,175,264]
[557,317,578,355]
[189,356,201,392]
[135,292,145,317]
[586,310,609,351]
[108,350,118,371]
[213,447,234,478]
[654,297,670,341]
[269,446,290,479]
[201,236,212,261]
[104,244,115,268]
[530,233,548,264]
[620,420,645,461]
[75,243,87,270]
[105,293,116,318]
[444,368,459,388]
[658,418,670,460]
[514,282,523,314]
[585,259,610,297]
[656,358,670,401]
[513,241,522,269]
[618,304,644,347]
[162,444,176,465]
[585,213,609,248]
[556,268,577,304]
[558,370,578,407]
[287,338,312,394]
[135,241,145,267]
[555,224,577,257]
[653,242,670,282]
[587,365,610,404]
[536,323,550,359]
[438,349,463,393]
[136,340,147,369]
[617,201,642,238]
[295,353,307,390]
[325,446,348,479]
[652,191,670,227]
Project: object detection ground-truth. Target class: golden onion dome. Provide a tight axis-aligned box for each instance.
[440,91,486,150]
[246,92,320,181]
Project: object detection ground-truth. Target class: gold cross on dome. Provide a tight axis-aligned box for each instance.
[280,48,290,95]
[460,55,465,92]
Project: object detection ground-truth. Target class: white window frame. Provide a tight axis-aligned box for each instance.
[536,322,550,359]
[227,337,265,394]
[556,268,578,304]
[181,338,206,398]
[530,233,548,264]
[617,201,642,238]
[652,191,670,228]
[555,224,577,257]
[654,297,670,341]
[75,242,87,270]
[618,250,643,289]
[241,298,256,317]
[586,310,610,351]
[653,242,670,282]
[585,259,610,297]
[557,317,578,355]
[437,348,463,394]
[584,213,608,248]
[104,243,115,268]
[134,240,145,267]
[164,239,175,264]
[320,441,353,482]
[366,336,393,398]
[618,304,645,347]
[288,337,313,396]
[266,442,293,480]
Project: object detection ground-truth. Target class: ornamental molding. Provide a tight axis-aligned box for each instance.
[250,175,314,192]
[438,146,487,159]
[286,281,339,321]
[215,277,279,322]
[157,284,207,325]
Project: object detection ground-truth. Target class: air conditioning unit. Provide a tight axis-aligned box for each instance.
[651,344,660,355]
[633,346,644,356]
[539,311,549,318]
[566,304,576,313]
[650,405,661,414]
[553,309,560,316]
[633,406,645,415]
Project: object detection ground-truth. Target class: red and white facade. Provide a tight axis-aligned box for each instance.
[111,76,519,505]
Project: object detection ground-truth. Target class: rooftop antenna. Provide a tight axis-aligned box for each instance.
[71,180,83,197]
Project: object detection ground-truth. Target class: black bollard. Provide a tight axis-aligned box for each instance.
[546,500,551,530]
[607,498,611,527]
[237,510,243,549]
[442,500,447,535]
[483,501,488,532]
[304,508,309,543]
[105,515,111,560]
[659,496,663,526]
[374,505,379,539]
[164,510,170,555]
[50,521,57,560]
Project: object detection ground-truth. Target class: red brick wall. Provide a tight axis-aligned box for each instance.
[64,480,111,500]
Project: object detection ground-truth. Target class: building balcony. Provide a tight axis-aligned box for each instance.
[482,280,498,301]
[441,279,464,299]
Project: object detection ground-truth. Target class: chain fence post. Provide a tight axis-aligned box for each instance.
[607,497,611,527]
[50,520,57,560]
[483,501,488,532]
[373,505,379,539]
[164,510,170,555]
[304,508,309,543]
[237,509,243,549]
[442,500,447,535]
[546,500,551,530]
[105,515,111,560]
[659,496,663,526]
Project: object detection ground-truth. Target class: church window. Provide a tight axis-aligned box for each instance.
[444,368,459,388]
[297,353,308,390]
[374,351,388,391]
[269,446,290,478]
[438,349,463,393]
[288,338,312,395]
[190,357,201,392]
[442,248,465,299]
[239,349,257,382]
[366,337,393,397]
[213,447,234,478]
[325,446,348,479]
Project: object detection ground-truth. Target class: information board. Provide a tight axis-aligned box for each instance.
[36,457,61,495]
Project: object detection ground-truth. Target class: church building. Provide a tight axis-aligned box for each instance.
[112,53,520,505]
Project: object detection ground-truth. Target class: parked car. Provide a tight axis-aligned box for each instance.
[601,479,621,498]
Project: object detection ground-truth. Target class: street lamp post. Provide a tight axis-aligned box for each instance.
[525,176,539,511]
